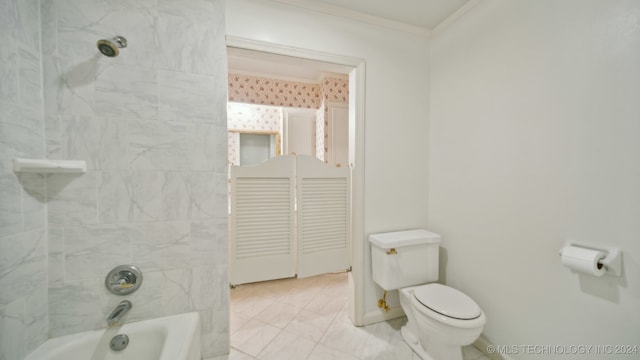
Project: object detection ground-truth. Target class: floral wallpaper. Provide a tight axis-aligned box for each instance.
[321,77,349,161]
[228,74,321,108]
[227,102,282,165]
[227,102,282,131]
[322,77,349,103]
[227,74,349,164]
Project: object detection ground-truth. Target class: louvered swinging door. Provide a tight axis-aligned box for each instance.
[230,156,296,285]
[296,155,350,278]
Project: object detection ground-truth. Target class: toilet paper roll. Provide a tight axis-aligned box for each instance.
[561,246,607,276]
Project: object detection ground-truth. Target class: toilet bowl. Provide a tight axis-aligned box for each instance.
[368,230,486,360]
[400,284,486,360]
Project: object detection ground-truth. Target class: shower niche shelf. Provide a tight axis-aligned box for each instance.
[13,158,87,174]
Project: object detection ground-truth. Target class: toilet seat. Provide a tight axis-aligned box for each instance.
[413,284,481,320]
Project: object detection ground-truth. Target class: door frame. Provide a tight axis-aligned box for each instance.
[226,36,366,325]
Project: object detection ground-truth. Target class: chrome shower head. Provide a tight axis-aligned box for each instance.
[97,36,128,57]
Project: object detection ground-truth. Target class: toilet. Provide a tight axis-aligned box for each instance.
[368,230,486,360]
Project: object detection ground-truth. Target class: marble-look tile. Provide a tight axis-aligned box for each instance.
[56,0,126,60]
[208,348,254,360]
[49,279,106,337]
[283,309,334,343]
[24,285,48,354]
[129,171,163,222]
[158,70,217,123]
[18,47,42,108]
[190,219,227,266]
[132,221,190,271]
[0,298,26,360]
[0,34,18,103]
[308,343,361,360]
[125,10,158,69]
[48,227,65,286]
[191,265,225,310]
[200,306,230,359]
[95,64,158,120]
[158,0,216,23]
[19,173,46,231]
[124,267,202,324]
[189,124,227,172]
[211,172,229,219]
[231,318,281,358]
[125,270,171,322]
[127,119,190,170]
[160,267,193,314]
[254,301,301,329]
[0,229,46,305]
[187,172,217,219]
[40,0,56,56]
[0,101,44,169]
[42,54,96,117]
[230,311,252,339]
[257,329,316,360]
[277,283,320,310]
[361,318,415,360]
[319,314,371,358]
[62,116,128,171]
[45,115,62,158]
[14,0,40,53]
[47,172,98,227]
[0,172,22,237]
[64,224,133,281]
[161,172,190,220]
[156,16,220,75]
[231,294,274,320]
[303,287,347,318]
[98,171,163,223]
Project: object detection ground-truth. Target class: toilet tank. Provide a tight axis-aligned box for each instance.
[368,229,441,291]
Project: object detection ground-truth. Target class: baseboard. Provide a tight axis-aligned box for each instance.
[473,334,514,360]
[362,308,513,360]
[361,306,405,326]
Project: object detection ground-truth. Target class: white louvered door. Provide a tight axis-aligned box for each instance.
[230,156,296,285]
[296,155,350,278]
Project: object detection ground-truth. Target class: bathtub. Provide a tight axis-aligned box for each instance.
[25,312,201,360]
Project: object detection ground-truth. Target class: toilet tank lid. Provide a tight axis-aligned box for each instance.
[368,229,441,249]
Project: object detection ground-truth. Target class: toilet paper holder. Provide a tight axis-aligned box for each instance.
[559,242,622,277]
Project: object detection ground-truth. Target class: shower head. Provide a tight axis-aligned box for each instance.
[97,36,127,57]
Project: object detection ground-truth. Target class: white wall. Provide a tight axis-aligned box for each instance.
[227,0,431,317]
[429,0,640,357]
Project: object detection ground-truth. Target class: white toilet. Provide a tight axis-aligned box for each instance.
[368,229,486,360]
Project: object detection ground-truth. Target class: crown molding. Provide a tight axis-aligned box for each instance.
[432,0,483,36]
[271,0,431,37]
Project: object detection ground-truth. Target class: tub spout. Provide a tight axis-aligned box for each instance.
[106,300,132,327]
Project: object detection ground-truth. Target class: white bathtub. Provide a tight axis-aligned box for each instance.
[25,312,201,360]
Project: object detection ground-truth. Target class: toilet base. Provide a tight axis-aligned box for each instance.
[400,325,463,360]
[401,325,434,360]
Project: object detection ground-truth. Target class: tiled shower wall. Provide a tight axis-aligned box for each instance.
[2,0,229,358]
[0,0,48,359]
[42,0,229,357]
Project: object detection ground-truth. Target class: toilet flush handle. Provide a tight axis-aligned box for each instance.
[386,248,397,255]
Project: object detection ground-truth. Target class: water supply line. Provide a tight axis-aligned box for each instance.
[378,290,390,312]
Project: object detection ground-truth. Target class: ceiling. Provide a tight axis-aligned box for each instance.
[228,0,472,82]
[274,0,472,32]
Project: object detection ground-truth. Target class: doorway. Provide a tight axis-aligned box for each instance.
[226,36,366,326]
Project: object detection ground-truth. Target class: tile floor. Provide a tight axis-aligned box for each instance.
[214,272,490,360]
